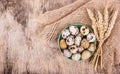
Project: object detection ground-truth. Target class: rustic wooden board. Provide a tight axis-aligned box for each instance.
[0,0,120,74]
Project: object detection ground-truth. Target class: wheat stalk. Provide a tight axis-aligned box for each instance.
[87,6,118,71]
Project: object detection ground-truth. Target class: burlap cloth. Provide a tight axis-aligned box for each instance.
[0,0,120,74]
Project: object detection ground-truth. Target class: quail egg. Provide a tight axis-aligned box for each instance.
[81,39,90,49]
[72,53,81,61]
[62,29,70,39]
[63,50,72,57]
[66,35,75,46]
[88,44,96,51]
[87,33,96,42]
[69,26,79,35]
[75,35,82,46]
[80,26,89,35]
[69,45,78,53]
[60,39,67,49]
[81,50,91,60]
[78,46,84,52]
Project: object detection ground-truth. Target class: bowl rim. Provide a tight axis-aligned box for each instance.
[58,24,97,62]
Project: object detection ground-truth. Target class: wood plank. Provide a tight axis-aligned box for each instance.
[0,0,120,74]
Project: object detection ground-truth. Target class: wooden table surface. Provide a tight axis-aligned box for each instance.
[0,0,120,74]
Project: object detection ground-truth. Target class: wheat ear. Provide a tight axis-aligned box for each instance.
[104,9,118,40]
[87,9,99,40]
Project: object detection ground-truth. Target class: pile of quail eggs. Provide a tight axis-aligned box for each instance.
[59,24,97,61]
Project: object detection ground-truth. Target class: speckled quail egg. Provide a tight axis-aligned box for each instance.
[69,26,79,35]
[69,45,78,53]
[80,26,89,35]
[72,53,81,61]
[63,50,72,57]
[75,35,82,46]
[62,29,70,39]
[81,39,90,49]
[78,46,84,52]
[60,39,67,49]
[87,33,96,42]
[88,44,96,51]
[81,50,91,60]
[66,35,75,46]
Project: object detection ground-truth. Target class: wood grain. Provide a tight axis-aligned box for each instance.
[0,0,120,74]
